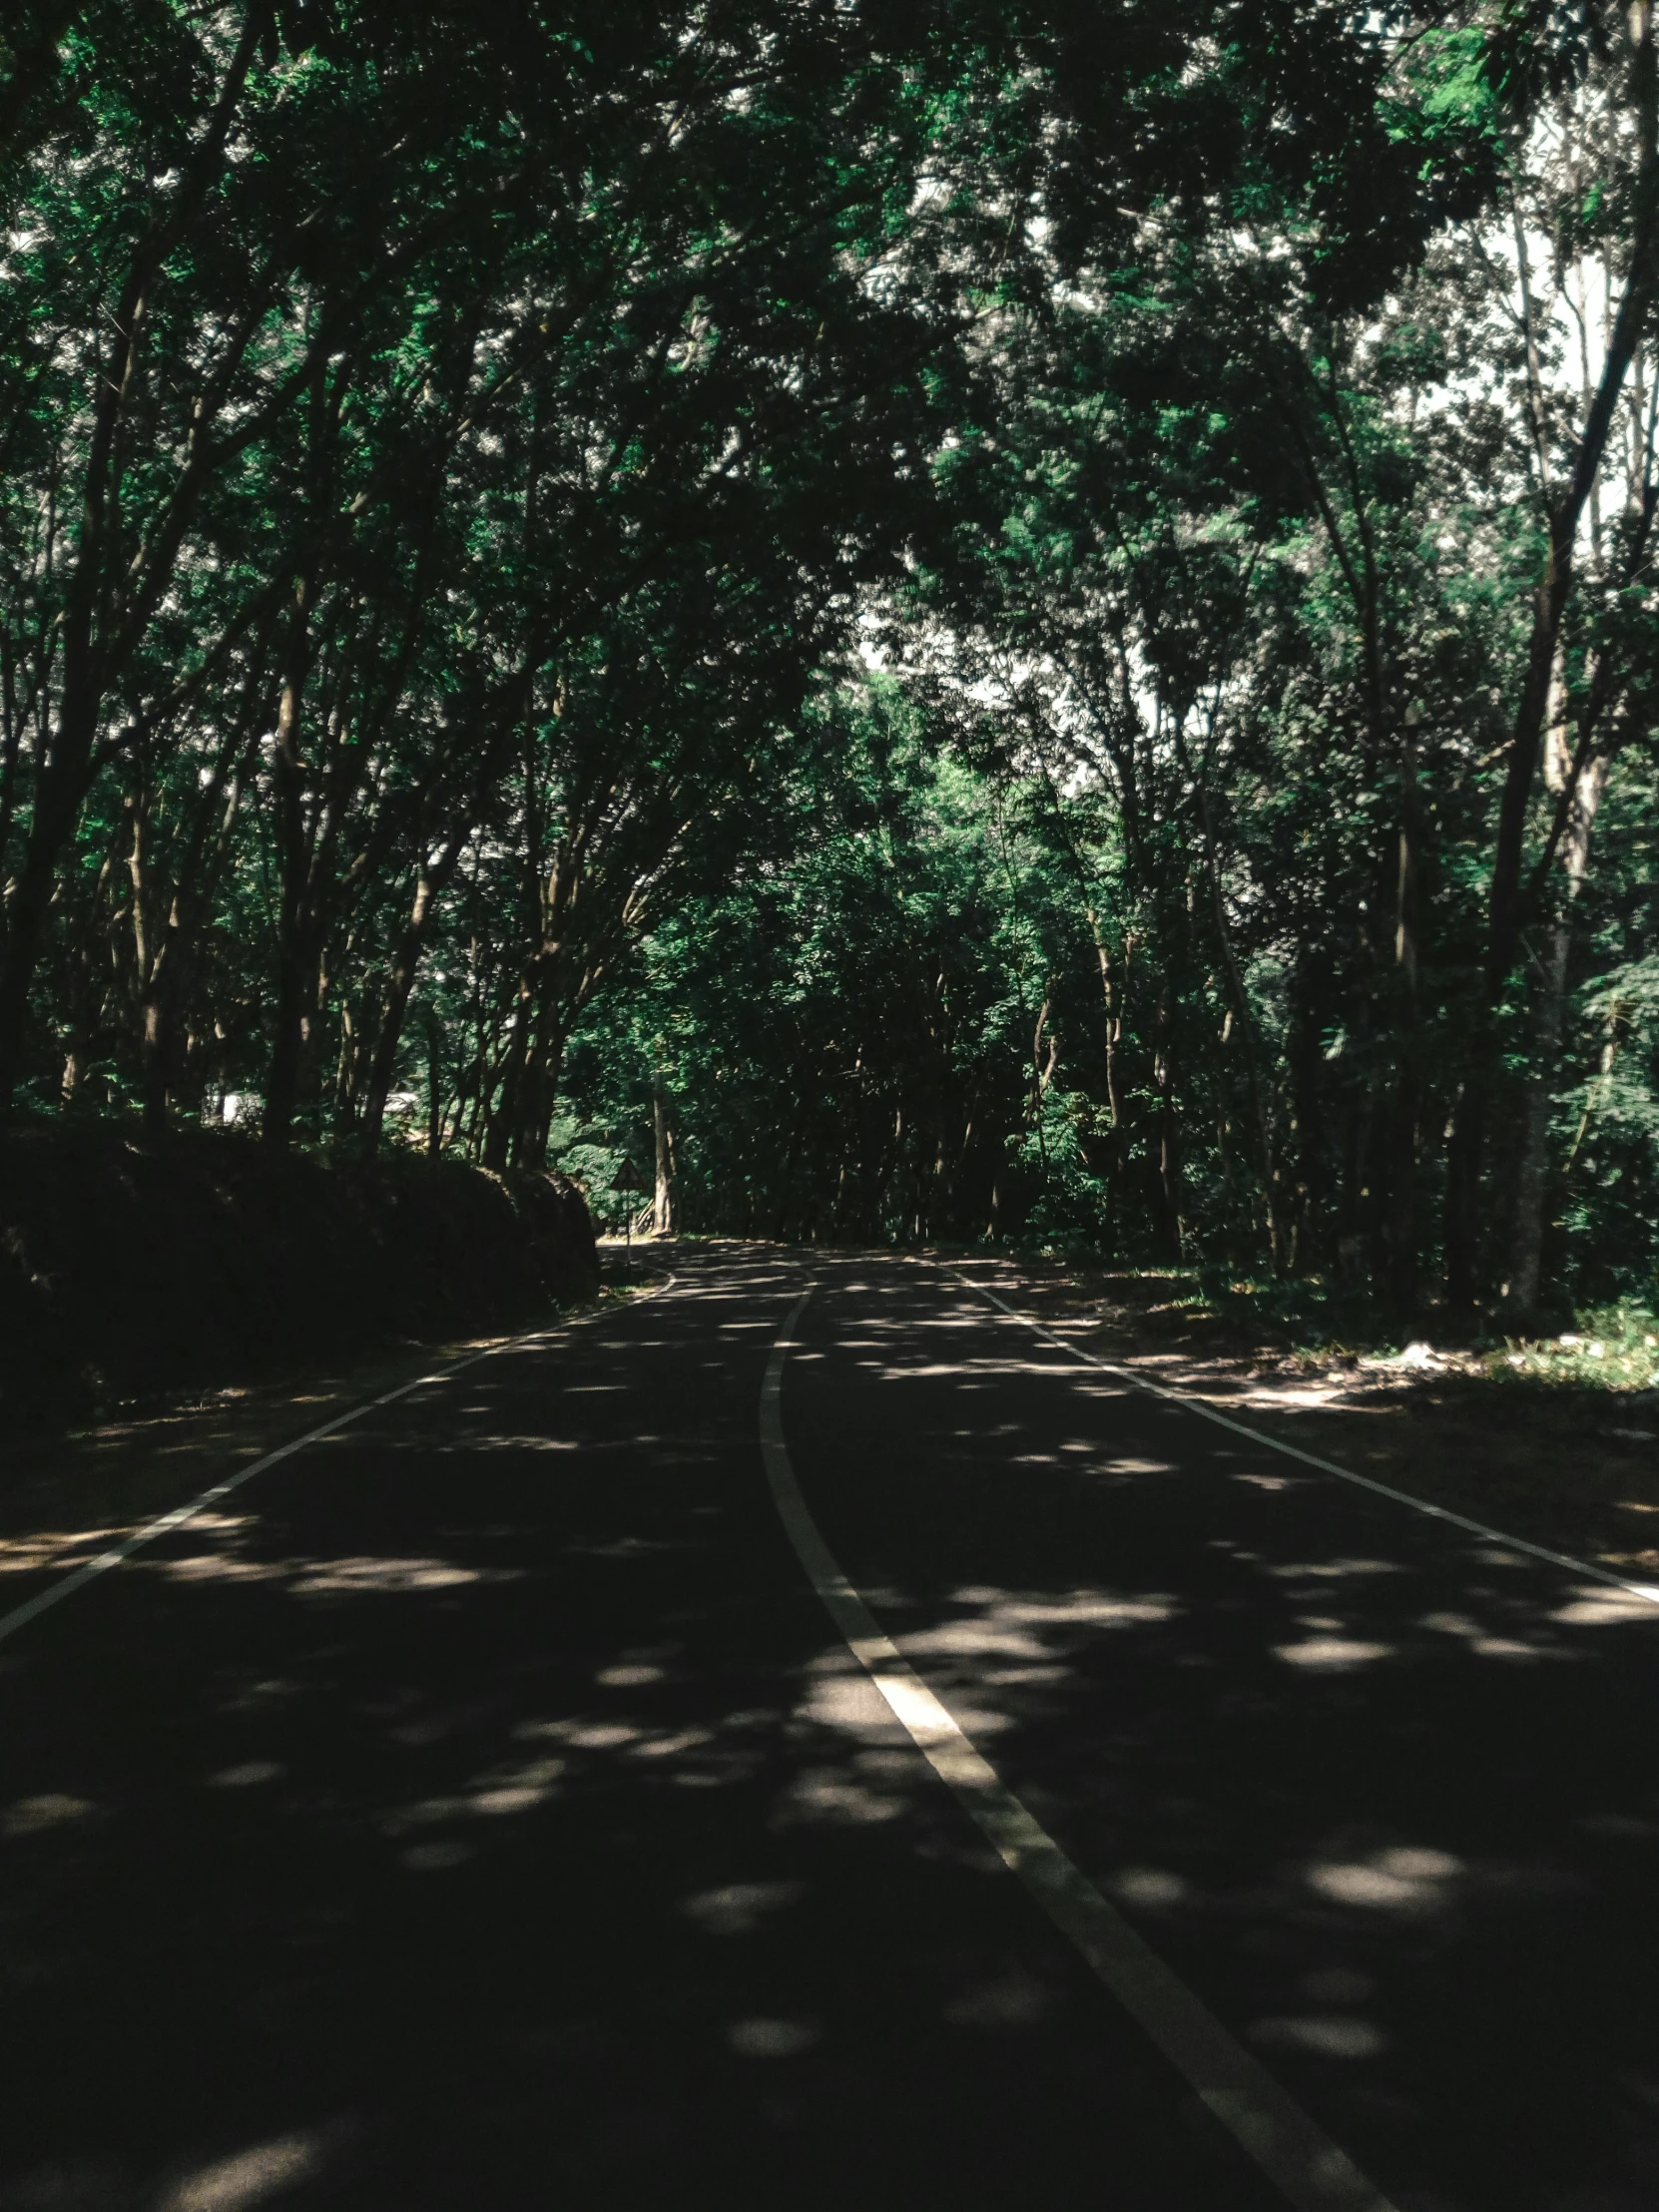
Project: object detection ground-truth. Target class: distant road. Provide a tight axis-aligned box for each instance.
[1,1248,1656,2210]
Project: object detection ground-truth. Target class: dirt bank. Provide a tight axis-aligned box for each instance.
[0,1127,598,1432]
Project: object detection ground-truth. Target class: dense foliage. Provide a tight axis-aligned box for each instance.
[2,1,1655,1323]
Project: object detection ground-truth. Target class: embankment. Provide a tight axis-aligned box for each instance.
[0,1127,598,1430]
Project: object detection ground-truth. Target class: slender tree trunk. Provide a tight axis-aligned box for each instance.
[55,816,123,1109]
[1508,746,1613,1313]
[1203,838,1285,1271]
[653,1062,677,1235]
[1386,717,1423,1319]
[1084,907,1128,1247]
[359,834,465,1156]
[512,968,564,1169]
[482,979,531,1171]
[266,928,323,1151]
[264,568,315,1152]
[0,709,96,1116]
[1152,1000,1182,1261]
[1446,7,1659,1306]
[425,1014,445,1158]
[140,768,244,1141]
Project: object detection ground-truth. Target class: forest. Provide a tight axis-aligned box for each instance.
[2,0,1656,1330]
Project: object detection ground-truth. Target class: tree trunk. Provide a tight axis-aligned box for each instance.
[653,1064,677,1235]
[1385,718,1423,1319]
[1508,746,1613,1314]
[425,1014,446,1158]
[359,836,465,1156]
[0,16,263,1124]
[511,970,564,1170]
[1152,1001,1182,1261]
[264,571,315,1152]
[1446,8,1659,1306]
[483,973,534,1171]
[0,711,96,1118]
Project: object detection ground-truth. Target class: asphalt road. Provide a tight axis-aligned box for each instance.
[2,1248,1658,2211]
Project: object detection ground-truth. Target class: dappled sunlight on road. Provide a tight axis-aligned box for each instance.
[0,1525,136,1574]
[5,1254,1659,2211]
[768,1263,1659,2208]
[152,2125,344,2212]
[4,1790,97,1837]
[1551,1584,1659,1623]
[1304,1849,1463,1914]
[121,1508,529,1602]
[1271,1632,1394,1670]
[679,1879,805,1936]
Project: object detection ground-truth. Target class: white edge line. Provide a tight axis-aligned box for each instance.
[0,1270,679,1648]
[761,1287,1399,2212]
[949,1269,1659,1609]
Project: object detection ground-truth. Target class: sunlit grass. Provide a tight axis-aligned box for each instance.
[1061,1262,1659,1396]
[1496,1300,1659,1392]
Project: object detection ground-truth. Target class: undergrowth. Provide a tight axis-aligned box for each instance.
[1090,1265,1659,1392]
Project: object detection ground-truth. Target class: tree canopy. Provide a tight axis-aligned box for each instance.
[3,0,1655,1325]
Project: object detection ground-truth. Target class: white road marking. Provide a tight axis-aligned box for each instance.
[761,1288,1399,2212]
[951,1269,1659,1609]
[0,1275,678,1649]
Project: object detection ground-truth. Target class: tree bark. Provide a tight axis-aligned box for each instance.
[653,1061,678,1234]
[1508,743,1614,1313]
[1152,999,1182,1261]
[264,573,315,1151]
[483,969,534,1171]
[358,828,468,1155]
[1445,5,1659,1307]
[1385,715,1423,1319]
[0,13,263,1122]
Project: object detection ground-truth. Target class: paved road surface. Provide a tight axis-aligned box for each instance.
[2,1249,1658,2210]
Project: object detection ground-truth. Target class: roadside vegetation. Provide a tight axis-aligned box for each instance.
[978,1252,1659,1579]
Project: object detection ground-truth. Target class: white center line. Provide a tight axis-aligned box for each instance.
[761,1285,1400,2212]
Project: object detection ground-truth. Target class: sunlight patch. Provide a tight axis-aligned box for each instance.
[728,2015,821,2058]
[1268,1559,1401,1580]
[401,1841,472,1872]
[1253,2013,1388,2060]
[154,2127,327,2211]
[1274,1636,1391,1670]
[288,1555,492,1594]
[1551,1585,1659,1625]
[1110,1866,1187,1908]
[680,1880,805,1936]
[4,1792,94,1838]
[776,1762,908,1826]
[1307,1847,1461,1912]
[795,1670,891,1742]
[0,1528,128,1574]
